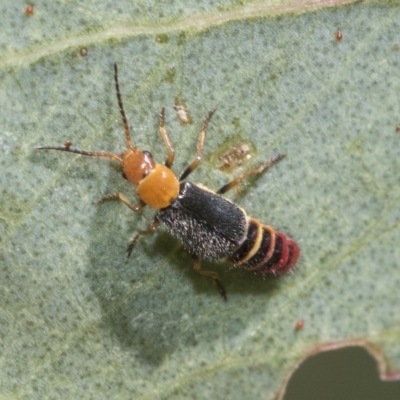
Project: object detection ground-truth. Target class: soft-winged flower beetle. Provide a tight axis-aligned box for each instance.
[37,64,300,300]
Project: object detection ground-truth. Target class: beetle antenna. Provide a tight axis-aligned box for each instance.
[35,144,123,163]
[114,63,135,151]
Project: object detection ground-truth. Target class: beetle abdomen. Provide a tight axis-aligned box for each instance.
[158,182,247,260]
[228,218,299,275]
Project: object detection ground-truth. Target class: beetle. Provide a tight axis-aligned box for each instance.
[37,64,300,300]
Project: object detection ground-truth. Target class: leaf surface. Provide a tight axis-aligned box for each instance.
[1,1,400,399]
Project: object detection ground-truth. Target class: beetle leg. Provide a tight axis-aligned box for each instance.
[159,108,175,168]
[179,109,216,181]
[127,218,160,257]
[192,255,227,301]
[217,153,286,194]
[98,193,145,212]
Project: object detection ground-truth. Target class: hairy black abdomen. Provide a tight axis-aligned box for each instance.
[158,182,247,260]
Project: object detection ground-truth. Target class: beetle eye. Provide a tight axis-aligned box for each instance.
[122,172,128,180]
[143,150,152,158]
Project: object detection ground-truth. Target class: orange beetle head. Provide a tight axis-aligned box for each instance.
[121,149,156,185]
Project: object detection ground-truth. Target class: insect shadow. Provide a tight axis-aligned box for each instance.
[85,193,282,366]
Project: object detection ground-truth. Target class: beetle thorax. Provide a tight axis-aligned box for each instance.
[137,165,179,209]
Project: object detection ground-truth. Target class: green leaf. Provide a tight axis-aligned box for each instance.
[1,1,400,399]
